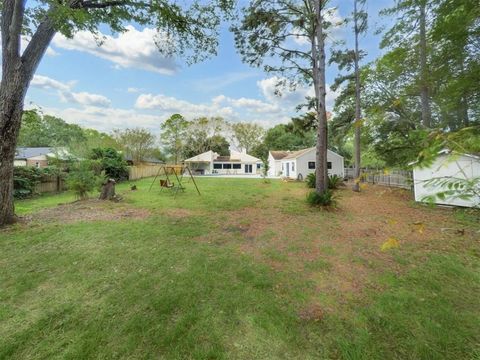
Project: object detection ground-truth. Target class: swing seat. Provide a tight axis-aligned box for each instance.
[160,179,174,189]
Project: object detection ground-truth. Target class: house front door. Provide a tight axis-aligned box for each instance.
[245,164,252,173]
[286,162,290,177]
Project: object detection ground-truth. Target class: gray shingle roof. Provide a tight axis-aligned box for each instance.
[15,147,54,159]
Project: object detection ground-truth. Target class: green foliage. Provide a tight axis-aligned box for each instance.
[182,117,230,159]
[231,122,265,153]
[160,114,189,163]
[328,174,343,189]
[18,111,87,147]
[66,161,104,200]
[306,173,316,189]
[112,128,157,165]
[13,167,42,199]
[261,124,315,158]
[306,189,336,207]
[21,0,234,64]
[422,176,480,207]
[89,147,129,181]
[306,173,343,190]
[13,166,62,199]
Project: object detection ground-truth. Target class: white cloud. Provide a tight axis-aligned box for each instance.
[31,74,111,108]
[191,71,260,92]
[28,74,339,134]
[31,105,161,132]
[52,26,178,75]
[60,91,111,108]
[31,75,72,92]
[135,93,235,119]
[292,7,345,46]
[127,87,144,93]
[257,76,339,110]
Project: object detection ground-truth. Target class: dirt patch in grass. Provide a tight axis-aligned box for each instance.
[212,184,475,309]
[26,199,150,224]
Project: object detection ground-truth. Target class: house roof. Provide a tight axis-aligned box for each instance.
[276,147,344,161]
[15,147,55,159]
[184,150,216,163]
[409,149,480,166]
[283,147,315,160]
[269,151,291,160]
[185,149,261,163]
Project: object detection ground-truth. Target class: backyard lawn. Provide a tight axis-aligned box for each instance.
[1,178,479,359]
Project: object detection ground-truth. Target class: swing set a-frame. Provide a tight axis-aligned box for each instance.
[148,165,201,198]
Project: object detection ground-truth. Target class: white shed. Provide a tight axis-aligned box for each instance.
[412,150,480,208]
[275,147,344,180]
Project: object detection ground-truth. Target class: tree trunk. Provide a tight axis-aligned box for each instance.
[419,2,431,128]
[0,0,56,225]
[352,0,362,192]
[99,179,116,200]
[312,0,328,194]
[0,66,29,225]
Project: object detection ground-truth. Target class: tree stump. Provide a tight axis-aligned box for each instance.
[99,178,116,200]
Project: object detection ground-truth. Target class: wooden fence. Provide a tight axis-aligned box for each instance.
[128,165,163,180]
[34,175,66,194]
[345,167,413,190]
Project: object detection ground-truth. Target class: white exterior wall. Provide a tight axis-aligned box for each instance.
[14,160,27,166]
[281,149,344,180]
[413,154,480,208]
[212,162,261,175]
[267,153,282,177]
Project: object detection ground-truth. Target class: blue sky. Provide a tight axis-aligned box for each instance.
[26,0,393,133]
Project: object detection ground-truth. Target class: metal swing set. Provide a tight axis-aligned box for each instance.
[148,165,201,198]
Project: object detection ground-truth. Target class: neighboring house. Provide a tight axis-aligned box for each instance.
[271,147,344,180]
[14,147,71,168]
[185,149,262,175]
[267,151,291,177]
[412,150,480,208]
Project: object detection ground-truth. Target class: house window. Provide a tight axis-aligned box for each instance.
[223,163,232,169]
[232,163,241,169]
[308,162,331,169]
[35,162,40,168]
[213,163,222,169]
[257,163,261,169]
[292,162,295,171]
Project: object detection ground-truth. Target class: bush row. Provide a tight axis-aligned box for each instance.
[14,147,129,199]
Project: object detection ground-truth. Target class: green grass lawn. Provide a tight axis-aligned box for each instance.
[1,178,479,359]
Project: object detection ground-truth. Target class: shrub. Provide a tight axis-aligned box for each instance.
[306,189,336,207]
[13,167,42,198]
[306,173,316,188]
[89,147,129,181]
[328,174,343,189]
[306,173,343,190]
[66,161,104,200]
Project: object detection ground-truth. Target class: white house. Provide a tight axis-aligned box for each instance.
[267,151,291,177]
[185,149,262,175]
[412,150,480,208]
[269,147,344,180]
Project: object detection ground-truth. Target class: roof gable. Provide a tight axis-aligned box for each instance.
[269,151,291,160]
